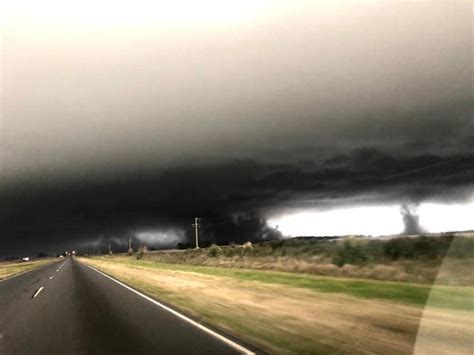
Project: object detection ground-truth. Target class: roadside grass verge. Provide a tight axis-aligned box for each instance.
[86,256,473,312]
[140,235,474,285]
[0,259,57,280]
[79,256,474,354]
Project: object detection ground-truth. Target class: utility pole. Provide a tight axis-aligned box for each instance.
[192,217,201,249]
[128,238,133,255]
[108,244,112,255]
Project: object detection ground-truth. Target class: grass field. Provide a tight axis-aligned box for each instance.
[135,235,474,285]
[0,258,58,280]
[79,256,474,354]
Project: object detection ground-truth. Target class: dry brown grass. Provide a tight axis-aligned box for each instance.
[138,250,474,285]
[79,257,473,354]
[0,259,57,280]
[138,235,474,286]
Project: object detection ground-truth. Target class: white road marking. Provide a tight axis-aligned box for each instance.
[82,263,255,355]
[56,269,59,272]
[0,261,62,283]
[49,275,54,280]
[32,286,44,298]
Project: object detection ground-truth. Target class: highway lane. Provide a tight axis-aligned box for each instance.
[0,257,249,355]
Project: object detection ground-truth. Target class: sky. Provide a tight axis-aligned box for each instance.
[0,1,473,256]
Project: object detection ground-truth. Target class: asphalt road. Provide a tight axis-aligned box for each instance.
[0,258,250,355]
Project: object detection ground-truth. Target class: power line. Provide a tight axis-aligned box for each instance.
[381,156,469,180]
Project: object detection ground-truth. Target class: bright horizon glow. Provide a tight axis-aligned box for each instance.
[418,202,474,233]
[268,201,474,237]
[136,230,185,246]
[268,206,404,237]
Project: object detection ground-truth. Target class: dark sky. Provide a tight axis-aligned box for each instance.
[0,1,472,256]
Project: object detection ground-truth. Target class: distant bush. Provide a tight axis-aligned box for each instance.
[383,236,453,261]
[136,246,148,260]
[449,236,474,258]
[241,241,254,256]
[329,235,473,266]
[332,239,370,267]
[188,234,474,266]
[208,244,223,257]
[223,247,235,257]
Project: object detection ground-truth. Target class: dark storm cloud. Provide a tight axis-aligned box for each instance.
[0,148,472,256]
[0,1,472,256]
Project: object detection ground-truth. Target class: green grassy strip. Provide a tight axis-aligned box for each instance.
[91,256,474,311]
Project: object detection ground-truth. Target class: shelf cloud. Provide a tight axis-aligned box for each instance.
[0,1,472,256]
